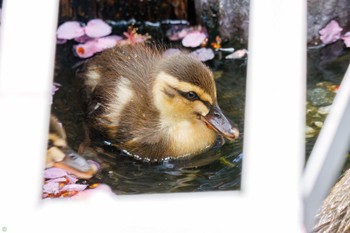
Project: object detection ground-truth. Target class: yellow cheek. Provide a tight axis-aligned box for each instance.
[48,134,67,147]
[193,101,210,116]
[164,96,192,117]
[165,97,209,119]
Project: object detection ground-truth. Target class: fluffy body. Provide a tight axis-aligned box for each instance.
[81,44,227,161]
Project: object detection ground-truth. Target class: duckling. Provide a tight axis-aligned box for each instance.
[80,44,239,161]
[47,115,98,178]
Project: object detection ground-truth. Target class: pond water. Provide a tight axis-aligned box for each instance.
[51,22,246,194]
[51,19,350,195]
[306,42,350,171]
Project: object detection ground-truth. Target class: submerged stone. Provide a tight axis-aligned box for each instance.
[314,121,324,128]
[306,126,316,138]
[307,87,335,106]
[318,105,332,115]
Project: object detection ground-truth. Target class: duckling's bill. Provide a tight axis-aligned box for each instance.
[52,149,98,179]
[47,116,98,179]
[201,103,239,141]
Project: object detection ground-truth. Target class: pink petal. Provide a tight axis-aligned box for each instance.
[85,19,112,38]
[65,173,78,184]
[43,182,60,194]
[56,38,67,44]
[182,31,207,47]
[52,82,61,95]
[342,32,350,47]
[57,21,85,40]
[319,20,343,45]
[74,35,92,43]
[60,184,88,192]
[45,177,67,183]
[74,40,98,58]
[190,48,215,62]
[94,35,122,52]
[163,48,182,58]
[44,167,68,179]
[132,34,150,44]
[225,49,248,59]
[166,26,194,41]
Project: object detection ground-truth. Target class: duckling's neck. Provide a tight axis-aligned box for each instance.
[161,117,217,157]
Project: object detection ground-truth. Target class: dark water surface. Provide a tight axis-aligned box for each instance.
[306,42,350,170]
[51,35,246,194]
[52,22,350,195]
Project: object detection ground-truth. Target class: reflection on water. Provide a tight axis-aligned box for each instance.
[51,24,246,194]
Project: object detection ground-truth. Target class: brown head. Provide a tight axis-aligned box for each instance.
[152,53,239,144]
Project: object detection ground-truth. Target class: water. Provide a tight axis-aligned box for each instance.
[51,25,246,194]
[306,42,350,169]
[51,20,350,195]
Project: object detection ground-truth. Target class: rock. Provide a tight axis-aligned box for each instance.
[314,121,324,128]
[318,105,332,115]
[195,0,350,45]
[307,87,335,106]
[194,0,249,44]
[306,126,316,138]
[308,0,350,44]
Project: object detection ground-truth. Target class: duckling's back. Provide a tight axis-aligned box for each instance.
[83,44,160,94]
[80,44,165,158]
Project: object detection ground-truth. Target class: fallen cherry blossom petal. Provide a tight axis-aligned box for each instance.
[163,48,182,58]
[52,82,61,95]
[190,48,215,62]
[182,31,207,47]
[74,35,92,43]
[341,32,350,47]
[60,184,88,192]
[166,26,192,41]
[43,182,60,194]
[319,20,343,45]
[225,49,248,59]
[65,173,79,184]
[74,40,98,58]
[57,21,85,40]
[85,19,112,38]
[45,177,67,183]
[94,35,122,52]
[56,38,67,44]
[44,167,68,179]
[74,36,122,58]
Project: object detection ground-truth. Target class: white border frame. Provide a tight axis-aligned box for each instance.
[0,0,305,232]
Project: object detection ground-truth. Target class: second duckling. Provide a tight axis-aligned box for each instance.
[80,44,239,161]
[47,115,98,178]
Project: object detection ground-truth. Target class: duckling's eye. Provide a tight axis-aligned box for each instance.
[185,91,199,101]
[48,139,54,149]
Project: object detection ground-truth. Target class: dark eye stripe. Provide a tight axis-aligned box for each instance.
[166,84,212,109]
[201,99,212,110]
